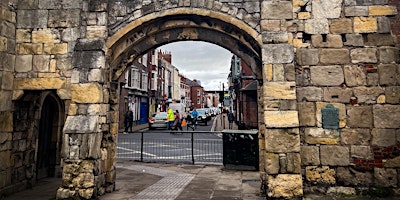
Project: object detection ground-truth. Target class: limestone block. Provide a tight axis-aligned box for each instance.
[17,10,48,29]
[0,36,6,51]
[48,10,80,28]
[15,55,32,72]
[1,71,13,90]
[71,83,104,103]
[262,31,289,44]
[344,6,369,17]
[374,105,400,128]
[0,111,13,132]
[110,122,119,135]
[367,73,379,86]
[316,102,346,128]
[88,69,104,82]
[63,115,99,134]
[371,128,396,147]
[80,133,102,159]
[78,188,94,199]
[374,168,397,187]
[320,49,350,65]
[323,87,352,103]
[305,18,329,34]
[353,86,384,104]
[87,104,108,116]
[301,146,320,165]
[263,64,273,82]
[265,153,279,174]
[262,44,294,64]
[264,111,299,128]
[16,29,31,43]
[379,47,400,64]
[320,145,350,166]
[312,0,342,19]
[286,153,301,173]
[0,151,12,170]
[298,102,316,126]
[284,64,295,81]
[347,105,373,128]
[14,78,65,90]
[261,1,293,19]
[56,188,76,199]
[336,167,373,187]
[33,55,50,72]
[73,51,106,69]
[296,87,323,102]
[310,65,344,86]
[260,20,280,32]
[351,145,373,159]
[385,86,400,104]
[263,82,296,100]
[366,33,396,46]
[354,17,377,33]
[312,35,343,48]
[86,26,107,39]
[330,19,353,34]
[344,34,364,46]
[344,65,367,87]
[369,6,397,16]
[295,48,319,66]
[267,174,303,198]
[264,128,300,152]
[377,16,391,33]
[305,128,340,145]
[298,12,310,19]
[327,187,356,196]
[378,64,399,86]
[341,128,371,145]
[17,43,43,54]
[350,48,377,64]
[32,29,59,43]
[305,166,336,184]
[44,43,68,55]
[383,157,400,168]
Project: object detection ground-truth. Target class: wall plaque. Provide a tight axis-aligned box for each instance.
[321,104,339,129]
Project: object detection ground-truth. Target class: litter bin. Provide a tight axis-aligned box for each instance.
[222,129,259,171]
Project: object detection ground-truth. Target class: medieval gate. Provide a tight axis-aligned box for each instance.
[1,0,400,199]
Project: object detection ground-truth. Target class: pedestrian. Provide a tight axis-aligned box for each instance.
[166,108,175,130]
[173,110,182,131]
[227,110,234,129]
[190,109,198,129]
[124,110,133,134]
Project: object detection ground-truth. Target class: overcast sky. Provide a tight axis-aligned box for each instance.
[159,41,233,91]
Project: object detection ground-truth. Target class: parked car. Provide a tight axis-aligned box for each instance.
[148,112,168,130]
[194,109,211,125]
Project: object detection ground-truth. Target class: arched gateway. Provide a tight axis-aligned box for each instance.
[1,1,400,199]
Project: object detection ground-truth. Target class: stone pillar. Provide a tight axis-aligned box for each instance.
[260,1,302,199]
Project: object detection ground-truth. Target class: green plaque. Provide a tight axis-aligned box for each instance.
[321,104,339,129]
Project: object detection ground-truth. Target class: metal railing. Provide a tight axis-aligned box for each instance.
[117,131,223,164]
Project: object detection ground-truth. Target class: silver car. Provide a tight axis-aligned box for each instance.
[148,112,168,130]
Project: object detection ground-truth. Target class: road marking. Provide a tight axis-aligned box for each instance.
[117,146,156,156]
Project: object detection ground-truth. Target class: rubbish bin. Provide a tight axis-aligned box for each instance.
[222,129,259,170]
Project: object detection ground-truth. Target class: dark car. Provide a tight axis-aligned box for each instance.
[148,112,168,130]
[194,109,211,125]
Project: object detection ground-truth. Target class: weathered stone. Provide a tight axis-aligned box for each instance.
[353,86,384,104]
[267,174,303,198]
[286,153,301,173]
[17,43,43,54]
[298,102,316,126]
[310,65,344,86]
[330,19,353,34]
[374,168,397,187]
[371,128,396,147]
[44,43,68,54]
[350,48,377,64]
[305,18,329,34]
[385,86,400,104]
[80,133,102,159]
[374,105,400,128]
[365,33,396,46]
[264,111,299,128]
[351,146,373,159]
[379,47,400,64]
[48,10,80,28]
[16,29,31,43]
[32,29,59,43]
[378,64,399,86]
[344,34,364,46]
[344,6,369,17]
[347,106,373,128]
[300,146,320,165]
[284,64,295,81]
[260,20,280,32]
[296,87,323,102]
[344,65,367,86]
[341,128,371,145]
[71,83,103,103]
[33,55,50,72]
[320,49,350,65]
[15,55,32,72]
[354,17,377,33]
[311,35,343,48]
[377,16,391,33]
[305,128,339,145]
[265,153,279,174]
[263,82,296,100]
[264,128,300,152]
[14,78,65,90]
[336,167,373,187]
[262,32,289,44]
[369,5,397,16]
[295,48,319,66]
[305,166,336,184]
[0,111,13,133]
[367,73,379,86]
[262,44,294,64]
[327,187,356,196]
[261,1,293,19]
[323,87,352,103]
[312,0,342,19]
[63,116,99,134]
[320,145,350,166]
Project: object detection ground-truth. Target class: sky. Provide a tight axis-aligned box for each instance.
[159,41,233,91]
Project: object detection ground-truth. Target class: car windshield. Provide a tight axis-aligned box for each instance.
[196,110,206,115]
[152,112,167,119]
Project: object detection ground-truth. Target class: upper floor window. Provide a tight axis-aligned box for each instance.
[197,90,200,96]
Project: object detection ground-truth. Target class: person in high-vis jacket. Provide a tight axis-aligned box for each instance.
[166,108,175,130]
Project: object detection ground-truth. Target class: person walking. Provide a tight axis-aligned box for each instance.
[173,110,183,131]
[227,110,234,129]
[166,108,175,130]
[191,109,198,129]
[124,110,133,134]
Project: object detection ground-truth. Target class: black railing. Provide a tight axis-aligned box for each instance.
[117,131,223,164]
